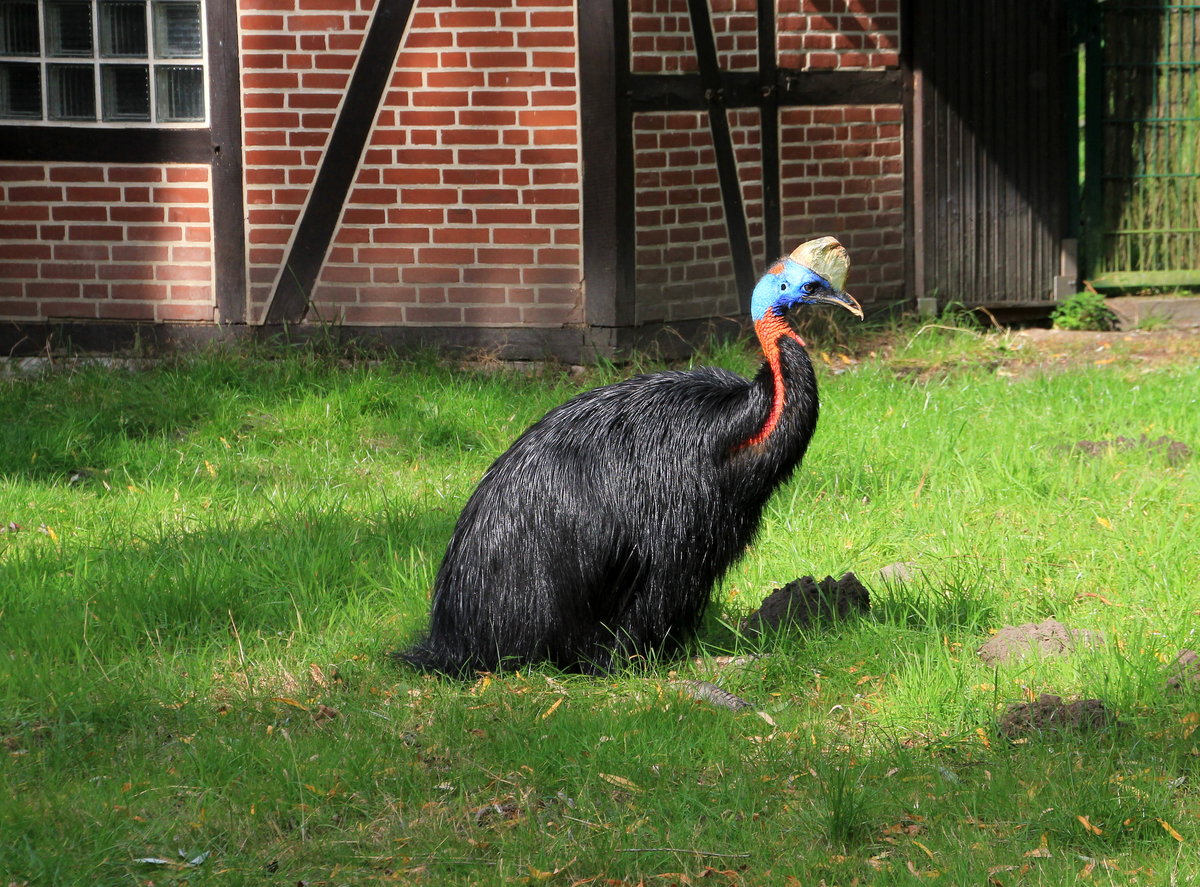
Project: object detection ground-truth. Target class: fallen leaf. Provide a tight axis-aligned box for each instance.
[311,704,339,725]
[1078,815,1103,836]
[1158,818,1184,842]
[541,697,564,720]
[598,773,640,791]
[272,697,309,711]
[1095,516,1112,530]
[309,663,329,688]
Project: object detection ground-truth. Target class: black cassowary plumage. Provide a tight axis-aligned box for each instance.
[397,238,862,675]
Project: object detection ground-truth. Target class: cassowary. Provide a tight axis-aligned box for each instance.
[398,237,862,675]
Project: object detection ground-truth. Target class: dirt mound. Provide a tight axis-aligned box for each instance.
[741,573,869,636]
[1165,649,1200,691]
[977,619,1104,665]
[1068,434,1191,465]
[997,694,1115,739]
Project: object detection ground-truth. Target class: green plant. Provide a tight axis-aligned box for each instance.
[1051,291,1120,331]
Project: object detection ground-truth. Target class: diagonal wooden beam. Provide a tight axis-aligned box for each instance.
[685,0,758,301]
[263,0,417,324]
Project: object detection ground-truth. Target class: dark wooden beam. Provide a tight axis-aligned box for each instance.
[758,0,781,266]
[263,0,417,324]
[207,0,247,324]
[579,0,620,344]
[685,0,757,299]
[776,68,903,105]
[626,69,902,113]
[612,0,637,334]
[0,127,213,163]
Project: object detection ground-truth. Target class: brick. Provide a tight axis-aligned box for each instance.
[395,109,455,127]
[517,30,573,48]
[475,208,531,225]
[172,246,212,262]
[100,301,157,320]
[51,206,109,222]
[9,186,63,201]
[492,227,551,245]
[156,303,215,322]
[531,128,576,146]
[98,264,155,280]
[27,281,83,299]
[532,50,573,68]
[520,148,577,165]
[48,167,106,183]
[0,166,45,182]
[405,305,462,324]
[486,71,547,91]
[464,265,522,282]
[468,50,528,68]
[406,30,452,49]
[417,247,474,264]
[168,206,212,224]
[459,148,516,165]
[1,242,51,259]
[0,205,51,222]
[244,71,300,89]
[0,299,40,317]
[402,266,460,284]
[349,187,398,205]
[519,109,577,127]
[441,128,501,146]
[243,33,296,51]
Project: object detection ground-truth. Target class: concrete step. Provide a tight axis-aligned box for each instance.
[1106,295,1200,331]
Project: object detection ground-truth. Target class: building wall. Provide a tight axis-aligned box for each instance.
[0,164,215,323]
[629,0,904,325]
[0,0,906,354]
[242,0,583,329]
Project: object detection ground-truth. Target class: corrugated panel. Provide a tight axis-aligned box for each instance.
[913,1,1071,306]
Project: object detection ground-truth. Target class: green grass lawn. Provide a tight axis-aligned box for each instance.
[1,327,1198,885]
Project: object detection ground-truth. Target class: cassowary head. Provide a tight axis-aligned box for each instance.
[750,236,864,322]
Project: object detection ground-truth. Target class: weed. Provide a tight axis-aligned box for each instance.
[1051,291,1120,331]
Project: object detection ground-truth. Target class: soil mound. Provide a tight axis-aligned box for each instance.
[997,694,1115,738]
[741,573,869,636]
[977,619,1104,665]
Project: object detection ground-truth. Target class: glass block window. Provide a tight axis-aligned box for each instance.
[0,0,205,124]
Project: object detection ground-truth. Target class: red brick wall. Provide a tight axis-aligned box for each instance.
[0,0,906,347]
[633,108,766,326]
[779,105,904,304]
[239,0,367,322]
[778,0,900,70]
[243,0,583,328]
[0,164,214,323]
[629,0,904,318]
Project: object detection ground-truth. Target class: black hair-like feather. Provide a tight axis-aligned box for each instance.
[396,333,821,675]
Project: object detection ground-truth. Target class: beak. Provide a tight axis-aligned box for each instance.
[812,290,864,319]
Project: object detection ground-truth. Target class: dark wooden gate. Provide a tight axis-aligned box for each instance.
[908,1,1077,311]
[1083,1,1200,288]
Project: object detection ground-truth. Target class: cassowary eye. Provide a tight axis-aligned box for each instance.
[802,282,818,294]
